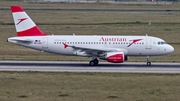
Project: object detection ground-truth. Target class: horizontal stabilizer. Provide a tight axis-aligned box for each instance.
[8,38,33,44]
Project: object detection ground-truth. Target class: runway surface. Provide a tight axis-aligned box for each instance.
[0,61,180,73]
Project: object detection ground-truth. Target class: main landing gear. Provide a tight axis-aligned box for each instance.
[146,56,151,66]
[89,59,99,66]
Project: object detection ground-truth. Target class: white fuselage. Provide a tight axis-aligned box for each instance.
[9,6,175,66]
[8,35,174,57]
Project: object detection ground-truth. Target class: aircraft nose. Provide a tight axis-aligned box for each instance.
[168,45,174,53]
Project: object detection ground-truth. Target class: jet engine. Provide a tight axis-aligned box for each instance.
[105,52,125,63]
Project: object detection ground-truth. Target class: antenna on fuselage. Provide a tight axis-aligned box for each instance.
[73,33,75,36]
[146,34,148,36]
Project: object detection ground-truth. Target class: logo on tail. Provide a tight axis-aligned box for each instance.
[16,18,28,25]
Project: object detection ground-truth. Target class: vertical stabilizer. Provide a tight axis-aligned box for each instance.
[11,6,47,36]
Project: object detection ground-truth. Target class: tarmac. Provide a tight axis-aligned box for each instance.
[0,61,180,73]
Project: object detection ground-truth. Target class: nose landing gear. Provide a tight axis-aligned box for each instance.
[146,56,151,66]
[147,62,151,66]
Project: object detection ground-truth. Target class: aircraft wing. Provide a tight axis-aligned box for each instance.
[71,46,118,52]
[63,43,128,56]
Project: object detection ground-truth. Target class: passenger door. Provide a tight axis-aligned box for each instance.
[42,37,48,50]
[146,38,151,49]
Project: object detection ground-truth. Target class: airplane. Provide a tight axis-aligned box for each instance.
[7,6,174,66]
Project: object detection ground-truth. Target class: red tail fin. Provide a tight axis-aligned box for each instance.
[11,6,47,36]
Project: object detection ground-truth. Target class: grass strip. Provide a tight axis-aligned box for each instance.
[0,72,180,101]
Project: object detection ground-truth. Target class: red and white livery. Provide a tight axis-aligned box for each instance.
[8,6,174,66]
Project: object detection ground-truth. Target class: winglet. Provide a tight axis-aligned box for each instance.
[11,6,47,36]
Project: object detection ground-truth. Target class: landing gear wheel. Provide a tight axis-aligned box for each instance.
[94,59,99,65]
[89,59,99,66]
[146,56,151,66]
[147,62,151,66]
[89,60,95,66]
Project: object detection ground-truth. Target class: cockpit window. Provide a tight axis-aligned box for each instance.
[158,41,167,45]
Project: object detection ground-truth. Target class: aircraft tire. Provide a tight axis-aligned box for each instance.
[147,62,151,66]
[89,60,95,66]
[94,59,99,65]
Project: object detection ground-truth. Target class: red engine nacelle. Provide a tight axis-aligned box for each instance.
[106,52,125,63]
